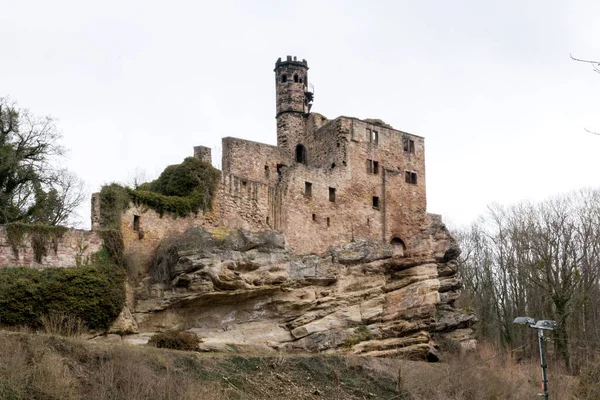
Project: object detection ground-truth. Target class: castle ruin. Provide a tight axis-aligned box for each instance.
[96,56,431,257]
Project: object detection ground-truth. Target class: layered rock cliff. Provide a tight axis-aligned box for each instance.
[117,215,476,359]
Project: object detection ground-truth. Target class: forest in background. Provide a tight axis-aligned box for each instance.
[455,188,600,373]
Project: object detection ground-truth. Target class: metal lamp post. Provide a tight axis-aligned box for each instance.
[513,317,558,400]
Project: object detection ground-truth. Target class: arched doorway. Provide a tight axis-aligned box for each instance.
[390,237,406,256]
[295,144,307,165]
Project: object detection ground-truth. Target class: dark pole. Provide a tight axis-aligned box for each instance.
[538,329,549,399]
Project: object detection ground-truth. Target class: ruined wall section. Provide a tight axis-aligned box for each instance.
[303,117,350,170]
[0,227,103,269]
[220,174,273,231]
[219,137,285,232]
[120,187,223,264]
[348,118,427,249]
[221,137,283,184]
[282,162,384,254]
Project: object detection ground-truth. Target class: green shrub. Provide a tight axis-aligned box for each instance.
[343,325,373,349]
[0,257,125,331]
[99,183,131,230]
[99,158,220,228]
[148,331,200,351]
[139,157,219,199]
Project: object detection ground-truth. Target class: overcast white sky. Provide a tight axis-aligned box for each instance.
[2,0,600,228]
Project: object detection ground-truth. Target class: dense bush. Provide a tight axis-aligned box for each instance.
[0,250,125,330]
[148,331,200,351]
[139,157,219,198]
[99,183,131,230]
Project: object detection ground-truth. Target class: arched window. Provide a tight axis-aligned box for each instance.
[293,74,299,83]
[390,237,406,249]
[295,144,307,165]
[281,74,287,83]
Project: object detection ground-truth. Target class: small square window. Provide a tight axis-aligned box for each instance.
[405,171,417,184]
[329,187,336,202]
[372,196,380,210]
[305,181,312,197]
[367,159,380,175]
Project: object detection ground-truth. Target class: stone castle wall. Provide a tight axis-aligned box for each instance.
[0,227,103,269]
[104,115,429,256]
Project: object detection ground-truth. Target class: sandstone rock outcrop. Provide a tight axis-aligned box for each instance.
[120,215,475,359]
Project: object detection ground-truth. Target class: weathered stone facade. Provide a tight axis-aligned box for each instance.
[101,56,429,257]
[0,227,103,269]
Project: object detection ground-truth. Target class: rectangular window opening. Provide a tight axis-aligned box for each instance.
[133,215,140,232]
[405,171,418,184]
[367,159,380,175]
[403,138,415,154]
[326,217,331,227]
[329,187,336,202]
[366,128,371,141]
[371,130,379,145]
[305,181,312,198]
[372,196,380,210]
[312,213,316,221]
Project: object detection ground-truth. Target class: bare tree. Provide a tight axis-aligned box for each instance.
[456,189,600,370]
[0,97,85,226]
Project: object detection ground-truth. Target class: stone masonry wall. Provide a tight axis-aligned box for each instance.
[272,116,427,254]
[120,186,223,264]
[220,173,273,231]
[0,227,103,269]
[221,137,283,185]
[348,118,427,249]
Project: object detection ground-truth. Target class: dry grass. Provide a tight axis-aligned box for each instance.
[0,331,593,400]
[40,313,85,338]
[397,342,579,400]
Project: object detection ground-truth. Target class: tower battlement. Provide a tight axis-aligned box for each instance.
[274,56,308,69]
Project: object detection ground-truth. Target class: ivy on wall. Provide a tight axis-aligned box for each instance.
[5,223,69,262]
[99,158,220,229]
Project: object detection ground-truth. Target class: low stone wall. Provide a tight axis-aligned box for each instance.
[0,226,103,269]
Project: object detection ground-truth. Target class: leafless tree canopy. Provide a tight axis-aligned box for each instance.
[0,97,85,226]
[455,189,600,371]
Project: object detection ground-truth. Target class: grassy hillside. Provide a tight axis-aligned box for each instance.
[0,331,593,400]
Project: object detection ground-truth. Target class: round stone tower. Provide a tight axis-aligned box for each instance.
[274,56,312,160]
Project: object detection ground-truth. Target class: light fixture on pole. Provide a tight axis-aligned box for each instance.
[513,317,558,400]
